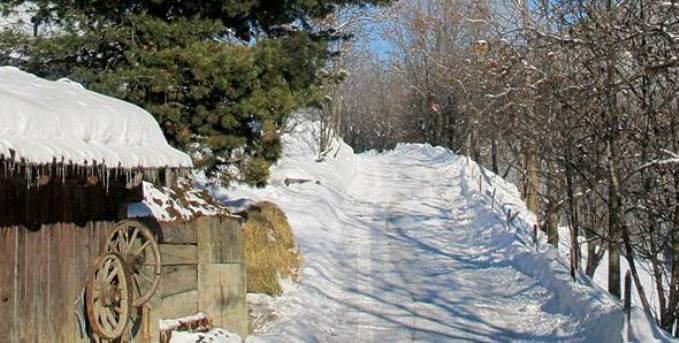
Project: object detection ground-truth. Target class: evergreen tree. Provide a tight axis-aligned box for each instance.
[0,0,392,186]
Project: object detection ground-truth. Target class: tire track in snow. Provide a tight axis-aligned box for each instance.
[333,152,581,342]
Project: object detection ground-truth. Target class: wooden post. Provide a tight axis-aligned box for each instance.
[506,209,512,230]
[197,216,247,338]
[533,224,538,251]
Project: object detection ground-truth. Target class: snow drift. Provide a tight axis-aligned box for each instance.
[0,67,191,168]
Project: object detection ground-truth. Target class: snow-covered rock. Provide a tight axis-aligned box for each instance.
[0,67,191,169]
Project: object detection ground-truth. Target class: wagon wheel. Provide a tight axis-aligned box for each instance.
[106,220,161,307]
[86,253,133,340]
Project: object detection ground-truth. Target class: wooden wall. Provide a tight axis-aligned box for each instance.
[0,176,142,230]
[0,216,247,342]
[144,216,248,341]
[0,222,112,342]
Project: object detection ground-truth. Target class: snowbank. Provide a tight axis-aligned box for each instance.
[462,159,672,342]
[0,67,192,169]
[558,223,670,338]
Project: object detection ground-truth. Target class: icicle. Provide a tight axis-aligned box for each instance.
[105,167,110,194]
[25,163,31,190]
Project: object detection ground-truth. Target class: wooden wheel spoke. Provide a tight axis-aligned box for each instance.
[126,228,140,255]
[103,257,112,275]
[99,307,113,331]
[134,240,151,256]
[106,308,118,329]
[106,265,119,283]
[138,270,154,284]
[93,298,102,313]
[118,232,129,256]
[96,266,107,286]
[122,228,130,247]
[106,221,160,307]
[133,274,144,296]
[86,253,131,340]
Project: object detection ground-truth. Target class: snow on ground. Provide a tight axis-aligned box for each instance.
[205,117,670,342]
[0,67,191,168]
[0,4,53,36]
[557,225,668,329]
[170,329,242,343]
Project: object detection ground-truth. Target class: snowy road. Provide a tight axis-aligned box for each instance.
[331,151,576,342]
[223,121,653,342]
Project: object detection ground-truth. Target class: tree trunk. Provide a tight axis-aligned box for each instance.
[545,205,560,248]
[621,224,653,316]
[491,137,499,175]
[584,195,605,278]
[525,147,540,213]
[665,165,679,332]
[605,1,621,298]
[565,146,580,274]
[607,140,622,298]
[471,123,481,162]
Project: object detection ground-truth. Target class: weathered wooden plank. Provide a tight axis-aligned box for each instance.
[197,217,243,264]
[53,224,79,342]
[138,286,162,343]
[75,222,104,342]
[160,265,197,298]
[158,221,197,245]
[0,227,17,342]
[16,228,37,342]
[36,228,50,342]
[14,228,25,343]
[160,290,198,319]
[197,263,247,338]
[159,244,197,266]
[0,221,119,342]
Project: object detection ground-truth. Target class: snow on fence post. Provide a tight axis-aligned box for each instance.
[479,174,482,193]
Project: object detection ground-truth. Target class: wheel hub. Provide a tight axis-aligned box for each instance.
[126,253,144,273]
[102,284,121,307]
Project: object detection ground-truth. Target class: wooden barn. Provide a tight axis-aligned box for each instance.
[0,67,246,342]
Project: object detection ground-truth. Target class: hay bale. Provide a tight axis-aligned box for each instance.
[241,201,301,295]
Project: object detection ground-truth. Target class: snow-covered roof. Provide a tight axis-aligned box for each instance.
[0,67,192,169]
